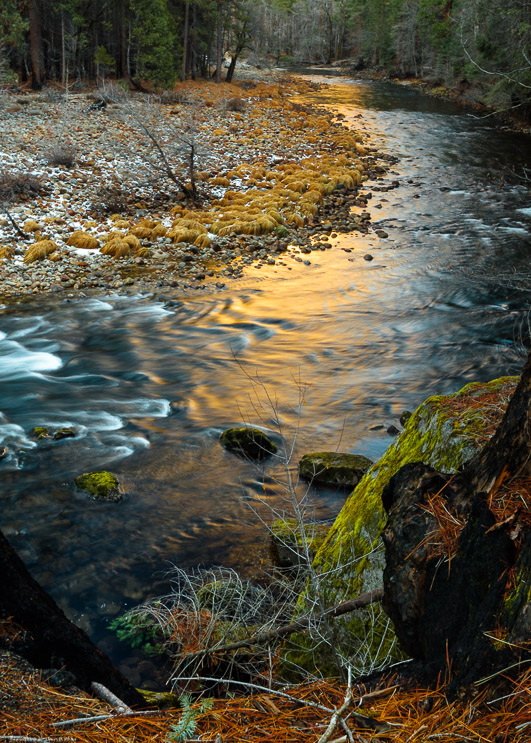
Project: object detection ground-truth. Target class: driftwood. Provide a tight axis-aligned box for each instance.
[0,529,145,707]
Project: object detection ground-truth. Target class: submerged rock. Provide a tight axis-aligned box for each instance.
[53,427,75,440]
[74,471,122,502]
[220,427,277,460]
[299,452,373,488]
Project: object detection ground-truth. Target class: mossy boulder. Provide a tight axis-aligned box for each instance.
[270,518,330,568]
[32,426,50,440]
[220,427,277,460]
[299,452,373,488]
[286,376,518,678]
[74,471,122,502]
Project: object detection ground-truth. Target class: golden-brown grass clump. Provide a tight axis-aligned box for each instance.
[67,231,100,250]
[0,245,15,260]
[101,239,132,258]
[23,220,41,233]
[24,240,58,263]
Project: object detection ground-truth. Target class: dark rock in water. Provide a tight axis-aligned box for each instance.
[32,426,50,440]
[299,452,373,488]
[375,229,388,238]
[74,471,122,502]
[363,254,373,261]
[220,427,277,460]
[0,447,7,460]
[400,410,412,426]
[387,424,400,435]
[53,427,75,440]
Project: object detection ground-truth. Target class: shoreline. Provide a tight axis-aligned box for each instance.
[0,75,392,311]
[294,62,531,135]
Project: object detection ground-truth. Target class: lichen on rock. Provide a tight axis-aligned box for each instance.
[74,471,122,502]
[299,451,373,488]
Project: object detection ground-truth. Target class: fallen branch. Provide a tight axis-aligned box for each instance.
[51,709,163,728]
[179,588,384,661]
[90,681,132,714]
[5,209,27,239]
[317,669,353,743]
[173,676,388,731]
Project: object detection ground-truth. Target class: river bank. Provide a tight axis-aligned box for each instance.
[0,75,395,307]
[304,61,531,135]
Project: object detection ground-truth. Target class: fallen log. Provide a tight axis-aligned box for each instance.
[0,529,145,708]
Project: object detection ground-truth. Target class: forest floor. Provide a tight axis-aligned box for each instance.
[1,641,529,742]
[0,72,393,307]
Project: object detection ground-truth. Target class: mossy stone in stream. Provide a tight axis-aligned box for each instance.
[75,471,121,502]
[299,452,373,488]
[53,427,75,440]
[32,426,50,440]
[220,427,277,460]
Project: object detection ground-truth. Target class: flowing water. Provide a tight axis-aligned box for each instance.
[1,76,530,683]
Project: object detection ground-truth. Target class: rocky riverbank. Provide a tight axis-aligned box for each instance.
[0,75,394,305]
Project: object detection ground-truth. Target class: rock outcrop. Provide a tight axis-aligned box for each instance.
[286,376,519,678]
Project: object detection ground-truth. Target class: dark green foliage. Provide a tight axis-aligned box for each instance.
[168,695,215,742]
[109,609,165,656]
[130,0,178,86]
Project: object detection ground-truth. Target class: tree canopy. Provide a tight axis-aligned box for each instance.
[1,0,529,115]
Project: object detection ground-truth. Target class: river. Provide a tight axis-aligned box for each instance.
[1,76,530,684]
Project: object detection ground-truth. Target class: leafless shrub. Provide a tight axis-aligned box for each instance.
[223,96,247,113]
[92,80,129,104]
[46,143,77,167]
[40,87,65,103]
[91,182,132,215]
[159,89,191,105]
[101,82,203,201]
[0,171,45,200]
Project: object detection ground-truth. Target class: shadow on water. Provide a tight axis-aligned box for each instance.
[1,76,530,684]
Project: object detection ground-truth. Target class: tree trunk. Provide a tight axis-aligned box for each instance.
[28,0,45,90]
[182,0,190,80]
[0,529,145,707]
[119,0,132,84]
[382,350,531,693]
[215,0,223,83]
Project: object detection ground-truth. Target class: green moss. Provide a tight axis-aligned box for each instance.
[32,426,50,440]
[288,376,518,677]
[270,518,329,568]
[138,689,181,709]
[299,452,373,488]
[74,471,121,502]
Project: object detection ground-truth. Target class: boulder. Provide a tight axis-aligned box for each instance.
[270,518,330,569]
[299,452,373,488]
[74,471,122,502]
[220,427,277,460]
[285,376,518,678]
